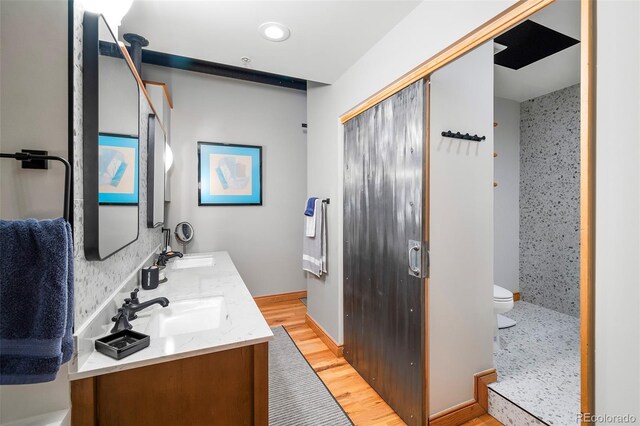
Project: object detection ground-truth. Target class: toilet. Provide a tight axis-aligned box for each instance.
[494,285,516,329]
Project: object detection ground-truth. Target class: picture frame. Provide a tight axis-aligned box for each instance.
[98,133,139,205]
[198,142,262,206]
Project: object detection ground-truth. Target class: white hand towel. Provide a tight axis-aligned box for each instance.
[305,212,316,237]
[303,199,326,277]
[321,200,327,274]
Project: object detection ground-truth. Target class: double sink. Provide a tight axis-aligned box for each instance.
[74,251,273,379]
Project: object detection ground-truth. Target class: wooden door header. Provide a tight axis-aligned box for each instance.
[339,0,554,124]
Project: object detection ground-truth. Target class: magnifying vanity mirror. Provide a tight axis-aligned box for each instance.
[83,12,141,260]
[174,222,194,253]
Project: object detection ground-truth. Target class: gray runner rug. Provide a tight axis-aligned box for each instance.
[269,326,353,426]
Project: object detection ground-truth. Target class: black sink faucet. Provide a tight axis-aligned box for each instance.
[111,296,170,333]
[111,308,133,334]
[123,297,170,320]
[156,250,183,267]
[129,288,140,304]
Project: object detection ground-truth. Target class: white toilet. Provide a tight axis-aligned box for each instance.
[494,285,516,329]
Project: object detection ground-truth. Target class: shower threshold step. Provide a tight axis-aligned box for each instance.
[488,388,550,426]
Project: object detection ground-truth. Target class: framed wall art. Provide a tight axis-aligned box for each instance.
[198,142,262,206]
[98,133,139,205]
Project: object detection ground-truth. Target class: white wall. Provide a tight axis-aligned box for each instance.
[595,1,640,423]
[494,97,520,293]
[307,0,517,344]
[143,65,308,297]
[0,1,71,423]
[428,43,495,415]
[0,0,69,221]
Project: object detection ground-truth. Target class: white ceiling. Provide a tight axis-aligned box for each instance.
[494,1,581,102]
[119,0,422,84]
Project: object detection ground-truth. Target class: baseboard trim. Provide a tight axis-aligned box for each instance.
[305,313,344,358]
[475,368,498,412]
[513,292,521,301]
[253,290,307,306]
[429,368,497,425]
[429,400,486,426]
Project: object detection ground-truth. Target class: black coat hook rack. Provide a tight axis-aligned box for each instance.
[322,198,330,204]
[441,130,486,142]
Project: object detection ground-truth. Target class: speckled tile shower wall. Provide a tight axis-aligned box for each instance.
[519,84,580,317]
[73,5,162,330]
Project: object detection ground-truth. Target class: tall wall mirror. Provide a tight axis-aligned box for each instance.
[147,114,165,228]
[83,12,140,260]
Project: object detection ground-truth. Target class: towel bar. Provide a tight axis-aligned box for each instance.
[0,151,71,221]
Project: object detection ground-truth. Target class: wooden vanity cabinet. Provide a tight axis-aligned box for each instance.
[71,343,268,426]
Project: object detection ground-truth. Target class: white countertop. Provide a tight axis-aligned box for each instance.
[69,251,273,380]
[2,409,69,426]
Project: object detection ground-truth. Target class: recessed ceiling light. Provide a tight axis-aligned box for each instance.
[258,22,290,42]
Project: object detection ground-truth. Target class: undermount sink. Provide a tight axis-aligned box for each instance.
[171,256,214,270]
[145,296,228,338]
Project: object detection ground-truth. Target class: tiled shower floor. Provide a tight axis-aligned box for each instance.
[489,301,580,425]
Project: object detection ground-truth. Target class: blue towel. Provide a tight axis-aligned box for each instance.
[0,218,74,384]
[304,197,318,217]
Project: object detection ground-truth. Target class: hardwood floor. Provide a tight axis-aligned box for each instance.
[462,415,503,426]
[257,299,503,426]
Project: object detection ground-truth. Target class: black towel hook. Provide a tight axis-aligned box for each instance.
[441,130,486,142]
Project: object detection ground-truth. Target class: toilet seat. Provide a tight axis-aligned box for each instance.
[493,285,516,330]
[494,298,514,314]
[493,285,513,301]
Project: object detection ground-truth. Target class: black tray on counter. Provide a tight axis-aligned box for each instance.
[95,329,150,360]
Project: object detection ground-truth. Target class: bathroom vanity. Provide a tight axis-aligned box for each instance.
[69,252,273,426]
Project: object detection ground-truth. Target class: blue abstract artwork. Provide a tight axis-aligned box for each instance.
[198,142,262,205]
[98,134,139,204]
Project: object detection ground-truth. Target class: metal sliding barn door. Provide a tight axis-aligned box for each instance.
[344,79,426,426]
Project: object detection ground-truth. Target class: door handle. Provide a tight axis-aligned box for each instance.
[408,240,421,277]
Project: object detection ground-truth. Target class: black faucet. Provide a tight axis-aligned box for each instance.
[129,288,140,304]
[123,297,170,320]
[111,308,133,333]
[111,295,170,333]
[156,250,183,267]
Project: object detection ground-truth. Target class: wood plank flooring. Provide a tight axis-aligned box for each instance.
[257,299,502,426]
